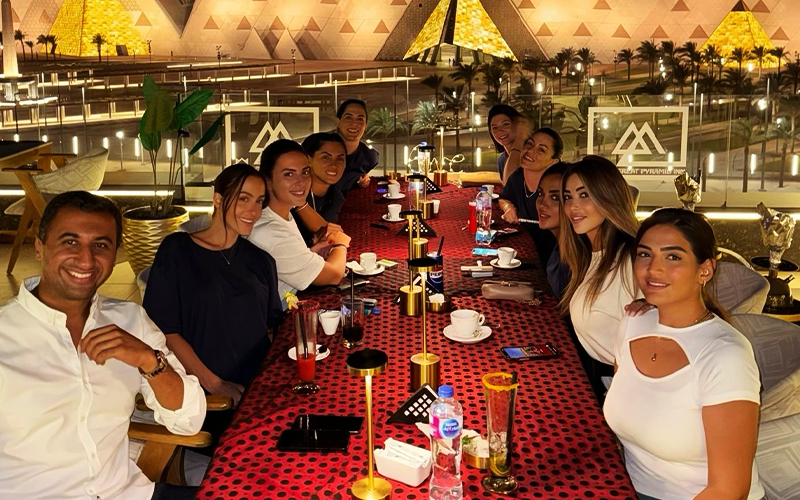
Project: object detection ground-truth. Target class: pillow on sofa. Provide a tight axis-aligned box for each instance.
[731,313,800,392]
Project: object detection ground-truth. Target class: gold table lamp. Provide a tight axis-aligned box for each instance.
[399,210,423,316]
[347,349,392,500]
[408,257,440,391]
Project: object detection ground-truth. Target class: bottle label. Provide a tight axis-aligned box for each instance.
[431,415,461,439]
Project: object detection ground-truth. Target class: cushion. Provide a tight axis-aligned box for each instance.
[33,147,108,194]
[762,367,800,423]
[731,313,800,393]
[756,412,800,499]
[709,261,770,315]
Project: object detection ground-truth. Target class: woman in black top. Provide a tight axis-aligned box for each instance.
[498,127,564,267]
[333,99,379,193]
[143,163,283,406]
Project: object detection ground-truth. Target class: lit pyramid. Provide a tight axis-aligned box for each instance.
[700,0,778,68]
[49,0,148,57]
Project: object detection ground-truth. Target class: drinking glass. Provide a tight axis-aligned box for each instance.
[293,300,320,395]
[481,372,519,494]
[341,297,365,348]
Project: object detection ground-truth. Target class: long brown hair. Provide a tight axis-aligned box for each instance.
[635,208,730,322]
[558,156,639,315]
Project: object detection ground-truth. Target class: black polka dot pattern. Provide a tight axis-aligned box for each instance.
[196,184,635,499]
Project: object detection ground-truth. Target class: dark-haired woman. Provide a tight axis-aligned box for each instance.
[143,163,283,406]
[334,99,378,193]
[534,162,570,299]
[498,127,563,266]
[487,104,528,184]
[250,139,350,308]
[604,209,764,500]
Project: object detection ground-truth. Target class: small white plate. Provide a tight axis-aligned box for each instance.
[443,325,492,344]
[382,214,404,222]
[490,258,522,269]
[288,344,330,361]
[383,193,406,200]
[491,193,500,200]
[354,264,385,276]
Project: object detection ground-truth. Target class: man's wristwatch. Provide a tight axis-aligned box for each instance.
[139,350,169,378]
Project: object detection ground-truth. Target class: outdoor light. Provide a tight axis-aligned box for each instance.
[668,152,674,163]
[42,134,47,142]
[116,131,124,140]
[748,62,754,72]
[134,138,140,158]
[555,68,560,74]
[13,134,19,142]
[198,147,204,159]
[102,137,109,149]
[601,117,609,129]
[167,139,173,159]
[452,91,457,98]
[589,78,595,86]
[708,153,715,174]
[474,114,481,126]
[750,154,757,174]
[720,57,725,65]
[183,148,189,167]
[571,71,576,76]
[231,141,237,160]
[576,62,582,71]
[661,72,667,78]
[404,145,409,165]
[665,93,673,101]
[73,136,79,155]
[476,147,482,167]
[659,65,665,72]
[793,155,799,177]
[536,82,543,93]
[758,99,767,110]
[777,118,784,124]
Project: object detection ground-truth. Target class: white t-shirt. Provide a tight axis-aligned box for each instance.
[569,250,639,365]
[603,309,764,500]
[249,206,325,306]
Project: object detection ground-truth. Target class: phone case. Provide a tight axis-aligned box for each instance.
[292,414,364,434]
[277,429,350,452]
[501,343,559,360]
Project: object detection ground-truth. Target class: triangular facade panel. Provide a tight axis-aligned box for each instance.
[340,20,355,34]
[237,17,251,30]
[374,20,390,34]
[651,25,669,38]
[39,10,51,24]
[537,23,553,36]
[612,25,630,38]
[518,0,534,7]
[270,17,285,31]
[751,0,769,12]
[390,0,407,4]
[672,0,689,11]
[306,18,321,32]
[689,25,708,38]
[772,27,789,40]
[204,16,219,30]
[12,8,20,22]
[594,0,611,10]
[136,12,151,27]
[574,23,592,37]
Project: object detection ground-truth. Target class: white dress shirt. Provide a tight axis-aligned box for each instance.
[0,277,206,500]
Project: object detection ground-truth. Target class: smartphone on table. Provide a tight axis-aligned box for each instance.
[472,248,499,257]
[500,343,559,360]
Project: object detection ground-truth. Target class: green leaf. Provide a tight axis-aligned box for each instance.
[189,113,228,156]
[142,90,174,134]
[142,75,159,104]
[170,88,214,131]
[138,127,161,152]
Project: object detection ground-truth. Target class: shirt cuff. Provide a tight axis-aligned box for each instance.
[141,352,207,436]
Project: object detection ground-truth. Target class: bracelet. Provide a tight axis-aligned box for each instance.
[139,350,169,379]
[330,243,348,251]
[296,202,309,211]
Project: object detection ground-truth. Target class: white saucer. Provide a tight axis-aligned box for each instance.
[491,193,500,200]
[382,214,404,222]
[353,264,385,276]
[288,344,330,361]
[383,193,406,200]
[443,325,492,344]
[490,258,522,269]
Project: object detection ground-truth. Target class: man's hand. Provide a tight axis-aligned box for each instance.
[357,174,371,188]
[206,376,245,407]
[79,324,159,370]
[512,117,533,150]
[328,231,351,248]
[501,205,519,224]
[325,223,343,236]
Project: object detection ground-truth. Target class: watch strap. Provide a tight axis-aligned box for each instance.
[139,350,169,379]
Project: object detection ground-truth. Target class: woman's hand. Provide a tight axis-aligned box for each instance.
[205,376,245,407]
[357,174,371,188]
[328,231,351,248]
[310,240,330,256]
[624,298,655,316]
[325,223,343,237]
[512,117,532,150]
[501,204,519,224]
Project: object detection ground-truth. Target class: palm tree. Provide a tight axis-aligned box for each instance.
[14,30,26,61]
[617,48,634,81]
[421,74,444,107]
[736,119,755,192]
[703,44,722,79]
[47,35,57,57]
[723,68,755,95]
[782,61,800,95]
[660,40,680,69]
[442,84,465,151]
[730,47,750,72]
[671,63,692,94]
[479,61,505,95]
[92,33,107,63]
[24,40,34,60]
[633,77,670,95]
[411,100,441,145]
[550,52,571,94]
[751,45,766,78]
[367,107,403,172]
[36,34,48,61]
[449,61,480,95]
[521,56,546,87]
[768,118,795,187]
[696,74,721,94]
[678,41,702,82]
[637,40,660,78]
[558,47,579,89]
[770,46,788,82]
[576,47,599,75]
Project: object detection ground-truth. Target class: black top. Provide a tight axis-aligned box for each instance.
[546,248,571,300]
[335,142,379,193]
[142,232,283,386]
[500,168,557,267]
[497,151,508,180]
[292,186,347,245]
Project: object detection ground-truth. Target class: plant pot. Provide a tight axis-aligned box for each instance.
[122,206,189,276]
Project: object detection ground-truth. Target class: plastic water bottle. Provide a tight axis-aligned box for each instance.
[429,385,463,500]
[475,187,492,246]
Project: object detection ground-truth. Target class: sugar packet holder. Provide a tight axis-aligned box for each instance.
[374,438,431,487]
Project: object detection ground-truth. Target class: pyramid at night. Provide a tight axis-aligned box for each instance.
[700,0,778,68]
[48,0,148,57]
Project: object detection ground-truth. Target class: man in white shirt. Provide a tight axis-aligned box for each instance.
[0,191,206,500]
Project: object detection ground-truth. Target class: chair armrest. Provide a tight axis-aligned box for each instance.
[1,166,43,172]
[128,422,212,448]
[135,393,233,412]
[37,153,78,158]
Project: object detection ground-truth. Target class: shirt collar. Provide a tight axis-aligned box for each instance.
[17,276,100,327]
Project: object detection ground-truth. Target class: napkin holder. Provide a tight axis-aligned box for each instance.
[374,438,431,487]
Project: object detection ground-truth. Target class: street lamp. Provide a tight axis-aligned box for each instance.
[116,131,124,171]
[588,77,595,96]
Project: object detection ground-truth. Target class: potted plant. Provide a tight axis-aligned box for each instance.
[122,75,226,276]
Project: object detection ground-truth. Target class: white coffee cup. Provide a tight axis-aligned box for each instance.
[450,309,486,338]
[319,310,340,336]
[387,204,402,219]
[387,182,401,197]
[482,184,495,196]
[497,247,517,267]
[432,199,441,214]
[360,252,377,272]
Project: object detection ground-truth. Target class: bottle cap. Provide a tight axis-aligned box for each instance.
[438,384,453,398]
[479,186,488,191]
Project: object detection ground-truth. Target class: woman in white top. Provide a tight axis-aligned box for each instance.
[249,139,351,307]
[604,208,764,500]
[559,156,640,366]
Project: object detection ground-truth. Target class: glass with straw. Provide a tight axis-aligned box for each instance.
[292,300,320,395]
[341,270,365,348]
[481,372,519,494]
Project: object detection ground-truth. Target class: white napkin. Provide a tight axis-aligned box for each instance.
[375,438,430,468]
[346,261,365,272]
[429,293,445,304]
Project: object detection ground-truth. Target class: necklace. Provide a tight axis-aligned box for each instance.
[523,182,536,198]
[219,242,236,265]
[650,309,714,362]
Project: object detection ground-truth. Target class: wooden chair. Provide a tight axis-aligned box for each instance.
[4,148,108,274]
[129,394,232,485]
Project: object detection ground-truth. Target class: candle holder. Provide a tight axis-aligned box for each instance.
[399,210,424,316]
[347,349,392,500]
[408,257,440,391]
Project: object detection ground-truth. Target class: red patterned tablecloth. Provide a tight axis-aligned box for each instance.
[197,182,635,500]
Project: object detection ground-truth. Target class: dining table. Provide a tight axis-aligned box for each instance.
[196,180,636,500]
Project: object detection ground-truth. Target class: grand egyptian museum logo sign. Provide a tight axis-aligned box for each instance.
[587,106,689,175]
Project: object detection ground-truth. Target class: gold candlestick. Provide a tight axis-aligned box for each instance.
[399,210,424,316]
[408,257,440,391]
[347,349,392,500]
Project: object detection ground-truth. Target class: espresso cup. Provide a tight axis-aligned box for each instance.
[387,182,401,197]
[497,247,517,267]
[360,252,377,272]
[387,203,402,219]
[432,199,441,214]
[450,309,486,338]
[319,310,340,336]
[482,184,495,196]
